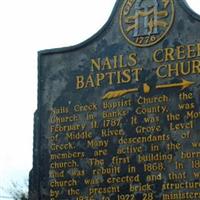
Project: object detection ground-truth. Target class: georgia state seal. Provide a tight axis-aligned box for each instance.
[120,0,175,47]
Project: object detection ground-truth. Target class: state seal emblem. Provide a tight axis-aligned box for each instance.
[120,0,175,47]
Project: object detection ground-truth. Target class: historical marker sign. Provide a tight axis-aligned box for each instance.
[29,1,200,200]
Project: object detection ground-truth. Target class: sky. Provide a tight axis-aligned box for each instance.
[0,0,199,199]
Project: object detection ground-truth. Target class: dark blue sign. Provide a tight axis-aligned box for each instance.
[29,1,200,199]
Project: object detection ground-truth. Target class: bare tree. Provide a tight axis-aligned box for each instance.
[7,180,28,200]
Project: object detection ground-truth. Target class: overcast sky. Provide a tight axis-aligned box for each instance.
[0,0,199,199]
